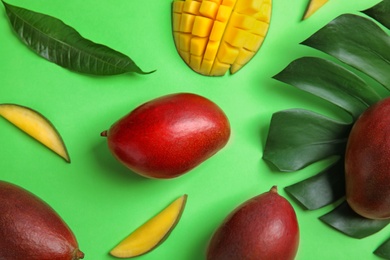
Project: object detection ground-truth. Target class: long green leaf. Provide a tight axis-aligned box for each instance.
[263,109,351,172]
[273,57,381,119]
[2,1,153,75]
[375,237,390,259]
[363,0,390,30]
[320,201,390,239]
[285,159,345,210]
[302,14,390,90]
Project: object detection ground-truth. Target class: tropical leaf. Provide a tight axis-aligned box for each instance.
[363,0,390,29]
[375,237,390,259]
[263,109,351,172]
[2,1,153,75]
[284,159,345,210]
[302,14,390,90]
[264,2,390,255]
[320,201,390,239]
[273,57,381,119]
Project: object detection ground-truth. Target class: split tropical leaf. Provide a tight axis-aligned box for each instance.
[302,14,390,90]
[375,238,390,259]
[263,109,351,172]
[320,201,390,239]
[284,160,345,210]
[273,57,382,120]
[363,0,390,29]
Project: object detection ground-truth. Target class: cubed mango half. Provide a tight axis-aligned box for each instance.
[172,0,272,76]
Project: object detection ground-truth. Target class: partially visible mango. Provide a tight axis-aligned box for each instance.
[0,181,84,259]
[345,97,390,220]
[172,0,272,76]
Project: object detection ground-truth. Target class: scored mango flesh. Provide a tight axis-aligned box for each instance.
[172,0,272,76]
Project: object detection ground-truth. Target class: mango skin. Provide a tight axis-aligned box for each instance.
[0,181,84,260]
[207,186,299,260]
[345,97,390,219]
[102,93,230,179]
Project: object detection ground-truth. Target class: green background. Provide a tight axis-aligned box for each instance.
[0,0,388,259]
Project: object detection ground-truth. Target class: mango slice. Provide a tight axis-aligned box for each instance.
[0,103,70,162]
[302,0,328,20]
[110,195,188,258]
[172,0,272,76]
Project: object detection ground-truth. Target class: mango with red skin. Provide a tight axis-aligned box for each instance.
[0,180,84,260]
[101,93,231,179]
[207,186,299,260]
[345,97,390,220]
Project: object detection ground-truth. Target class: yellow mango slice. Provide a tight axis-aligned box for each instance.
[110,195,188,258]
[0,103,70,162]
[302,0,329,20]
[172,0,272,76]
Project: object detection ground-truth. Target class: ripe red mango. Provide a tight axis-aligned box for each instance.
[207,186,300,260]
[101,93,231,179]
[345,97,390,219]
[0,181,84,260]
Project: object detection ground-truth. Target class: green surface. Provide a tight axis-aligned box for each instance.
[0,0,388,259]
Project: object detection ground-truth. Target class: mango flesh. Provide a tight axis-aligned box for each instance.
[172,0,272,76]
[110,195,187,258]
[0,180,84,260]
[345,97,390,220]
[302,0,328,20]
[207,186,299,260]
[0,103,70,162]
[101,93,230,179]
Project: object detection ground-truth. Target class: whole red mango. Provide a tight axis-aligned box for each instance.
[0,180,84,260]
[345,97,390,219]
[207,186,300,260]
[101,93,230,179]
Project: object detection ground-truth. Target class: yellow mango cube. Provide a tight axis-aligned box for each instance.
[210,58,230,76]
[216,5,232,22]
[209,21,226,42]
[203,40,219,61]
[180,13,196,33]
[183,0,201,14]
[235,0,262,15]
[179,33,192,51]
[192,16,214,37]
[191,37,208,56]
[172,1,184,13]
[222,0,236,7]
[199,0,220,19]
[230,12,256,30]
[190,55,202,71]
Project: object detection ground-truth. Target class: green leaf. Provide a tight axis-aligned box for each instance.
[285,159,345,210]
[302,14,390,90]
[273,57,381,119]
[375,237,390,259]
[2,1,153,75]
[263,109,351,172]
[320,201,390,239]
[363,0,390,30]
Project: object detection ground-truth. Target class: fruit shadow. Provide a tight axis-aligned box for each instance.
[187,229,213,260]
[92,140,148,183]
